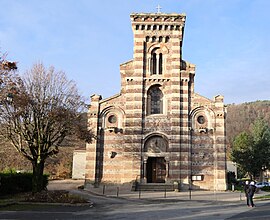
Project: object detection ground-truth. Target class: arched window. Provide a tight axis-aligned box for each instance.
[150,48,163,75]
[147,85,163,115]
[159,53,163,75]
[151,52,157,74]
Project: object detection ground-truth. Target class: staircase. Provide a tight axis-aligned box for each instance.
[132,183,175,191]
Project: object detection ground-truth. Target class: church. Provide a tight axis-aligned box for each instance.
[78,11,227,191]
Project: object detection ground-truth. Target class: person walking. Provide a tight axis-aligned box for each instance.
[244,181,250,207]
[247,181,257,207]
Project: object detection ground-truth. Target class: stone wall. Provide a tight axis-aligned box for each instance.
[72,150,86,179]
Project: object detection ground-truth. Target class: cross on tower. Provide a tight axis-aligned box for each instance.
[156,4,162,13]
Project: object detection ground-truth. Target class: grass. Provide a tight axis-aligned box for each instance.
[255,194,270,200]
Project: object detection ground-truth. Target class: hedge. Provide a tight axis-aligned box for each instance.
[0,173,49,196]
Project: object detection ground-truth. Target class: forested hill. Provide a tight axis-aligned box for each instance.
[226,100,270,149]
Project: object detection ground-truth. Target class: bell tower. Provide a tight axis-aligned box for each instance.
[121,12,196,185]
[130,12,186,78]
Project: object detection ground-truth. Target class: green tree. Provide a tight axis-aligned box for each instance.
[231,119,270,180]
[0,62,93,193]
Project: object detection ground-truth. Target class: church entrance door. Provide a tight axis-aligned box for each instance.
[146,157,166,183]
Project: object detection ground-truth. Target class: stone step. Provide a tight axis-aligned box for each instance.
[132,183,175,191]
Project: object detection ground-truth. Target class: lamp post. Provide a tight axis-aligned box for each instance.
[189,128,193,200]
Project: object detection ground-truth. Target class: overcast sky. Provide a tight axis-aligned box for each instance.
[1,0,269,104]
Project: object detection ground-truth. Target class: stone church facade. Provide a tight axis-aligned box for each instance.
[83,12,227,191]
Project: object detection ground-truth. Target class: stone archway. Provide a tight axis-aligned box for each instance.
[144,135,168,153]
[143,135,169,183]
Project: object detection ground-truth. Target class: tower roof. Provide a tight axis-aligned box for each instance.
[130,13,186,23]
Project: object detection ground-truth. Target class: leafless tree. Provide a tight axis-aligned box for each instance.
[0,62,92,192]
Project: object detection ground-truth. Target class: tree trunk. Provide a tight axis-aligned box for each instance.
[32,160,45,193]
[259,170,264,182]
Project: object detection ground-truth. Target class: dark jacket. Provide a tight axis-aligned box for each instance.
[244,184,249,196]
[248,185,256,197]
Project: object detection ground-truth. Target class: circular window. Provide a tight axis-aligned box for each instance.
[197,116,205,124]
[108,115,117,124]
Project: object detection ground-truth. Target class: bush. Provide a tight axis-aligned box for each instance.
[228,183,244,191]
[228,178,252,192]
[261,186,270,192]
[0,172,49,196]
[227,171,236,185]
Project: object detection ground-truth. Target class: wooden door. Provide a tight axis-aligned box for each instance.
[146,157,166,183]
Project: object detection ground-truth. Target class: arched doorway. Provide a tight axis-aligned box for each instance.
[144,135,168,183]
[146,157,166,183]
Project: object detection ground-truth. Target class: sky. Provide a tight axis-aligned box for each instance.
[0,0,269,104]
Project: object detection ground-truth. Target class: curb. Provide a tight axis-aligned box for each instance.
[0,199,93,209]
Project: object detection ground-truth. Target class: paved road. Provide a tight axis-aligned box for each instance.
[1,191,270,220]
[81,195,270,220]
[1,180,270,220]
[228,202,270,220]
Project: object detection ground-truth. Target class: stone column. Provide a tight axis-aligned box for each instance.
[165,156,170,181]
[142,157,148,183]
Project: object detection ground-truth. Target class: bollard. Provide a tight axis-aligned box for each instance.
[139,189,141,199]
[116,187,119,197]
[173,181,179,192]
[240,191,242,201]
[103,185,106,195]
[189,188,192,200]
[164,188,167,198]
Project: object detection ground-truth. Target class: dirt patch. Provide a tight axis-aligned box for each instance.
[47,179,84,191]
[23,190,89,204]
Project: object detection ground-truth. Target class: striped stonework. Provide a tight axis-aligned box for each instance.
[83,12,227,191]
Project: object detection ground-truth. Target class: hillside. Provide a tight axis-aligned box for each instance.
[226,100,270,152]
[0,139,85,179]
[0,101,269,178]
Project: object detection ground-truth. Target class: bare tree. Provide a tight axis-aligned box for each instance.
[0,62,92,192]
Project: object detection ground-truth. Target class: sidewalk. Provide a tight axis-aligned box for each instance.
[48,180,270,203]
[83,182,269,202]
[84,186,238,202]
